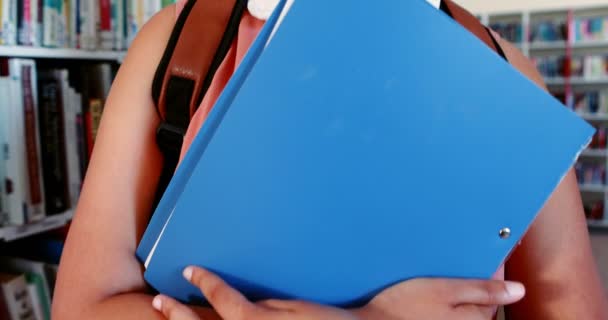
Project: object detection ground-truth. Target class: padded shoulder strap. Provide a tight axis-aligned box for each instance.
[151,0,247,211]
[440,0,507,61]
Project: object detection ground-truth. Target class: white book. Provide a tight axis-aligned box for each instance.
[69,0,78,48]
[125,0,138,46]
[11,60,45,223]
[6,60,27,226]
[143,0,159,25]
[0,273,36,320]
[0,77,8,226]
[58,71,80,209]
[0,257,52,320]
[1,0,17,45]
[68,87,82,203]
[26,61,46,222]
[114,0,124,50]
[30,0,40,46]
[26,284,43,320]
[42,0,55,47]
[77,0,89,48]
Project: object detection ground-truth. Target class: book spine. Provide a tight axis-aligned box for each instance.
[59,72,80,208]
[18,0,26,45]
[1,0,17,45]
[7,59,27,225]
[41,0,52,46]
[125,0,136,45]
[57,0,66,47]
[0,76,8,226]
[113,0,124,50]
[99,0,111,49]
[21,63,46,223]
[1,275,36,320]
[0,0,4,44]
[38,74,69,215]
[74,0,80,48]
[91,0,98,49]
[84,105,94,158]
[67,87,82,204]
[29,0,39,46]
[143,0,159,24]
[89,99,103,145]
[77,0,87,48]
[69,0,77,48]
[73,92,87,185]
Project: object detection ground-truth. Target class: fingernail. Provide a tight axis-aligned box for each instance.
[152,295,163,311]
[505,282,525,298]
[183,266,194,281]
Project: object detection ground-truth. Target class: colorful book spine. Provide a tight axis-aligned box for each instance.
[99,0,112,49]
[17,0,33,45]
[21,62,46,223]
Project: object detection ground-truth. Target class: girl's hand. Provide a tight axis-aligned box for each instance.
[153,266,525,320]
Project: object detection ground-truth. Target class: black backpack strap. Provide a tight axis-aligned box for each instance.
[152,0,248,210]
[440,0,508,62]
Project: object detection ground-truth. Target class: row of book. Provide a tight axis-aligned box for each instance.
[489,22,523,44]
[0,0,173,50]
[571,90,608,115]
[530,20,568,43]
[584,200,604,221]
[0,58,112,227]
[589,126,608,150]
[0,256,57,320]
[576,162,606,186]
[533,55,608,79]
[573,16,608,43]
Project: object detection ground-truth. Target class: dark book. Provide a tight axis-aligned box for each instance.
[37,71,70,215]
[18,61,45,223]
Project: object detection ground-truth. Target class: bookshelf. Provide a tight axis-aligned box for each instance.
[478,5,608,229]
[0,46,126,62]
[0,211,73,242]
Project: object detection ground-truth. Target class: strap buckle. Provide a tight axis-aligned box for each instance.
[156,122,186,154]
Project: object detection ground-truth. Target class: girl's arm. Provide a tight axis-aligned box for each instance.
[493,33,608,319]
[51,5,220,319]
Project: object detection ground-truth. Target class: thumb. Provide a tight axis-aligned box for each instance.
[448,279,525,306]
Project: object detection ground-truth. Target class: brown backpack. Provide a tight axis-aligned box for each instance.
[150,0,513,208]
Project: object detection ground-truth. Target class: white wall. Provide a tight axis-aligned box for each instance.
[456,0,608,14]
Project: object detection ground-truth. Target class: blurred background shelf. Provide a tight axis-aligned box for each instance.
[0,211,73,242]
[0,46,126,62]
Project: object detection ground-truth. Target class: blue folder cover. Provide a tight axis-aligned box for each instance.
[140,0,594,307]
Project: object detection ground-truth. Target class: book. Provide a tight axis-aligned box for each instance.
[0,258,52,320]
[0,273,36,320]
[20,60,46,222]
[0,74,8,226]
[139,0,594,306]
[5,59,28,225]
[37,71,70,215]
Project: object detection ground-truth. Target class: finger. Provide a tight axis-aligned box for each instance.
[455,304,497,320]
[183,266,262,320]
[152,295,200,320]
[447,279,525,306]
[257,299,310,311]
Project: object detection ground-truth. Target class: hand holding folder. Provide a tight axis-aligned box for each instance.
[138,0,594,307]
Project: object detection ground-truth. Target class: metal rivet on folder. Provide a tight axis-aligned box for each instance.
[499,228,511,239]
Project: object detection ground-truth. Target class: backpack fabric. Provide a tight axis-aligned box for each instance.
[151,0,510,208]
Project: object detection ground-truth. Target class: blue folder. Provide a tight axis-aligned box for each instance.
[138,0,594,307]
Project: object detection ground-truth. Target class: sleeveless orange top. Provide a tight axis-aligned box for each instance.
[176,1,265,162]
